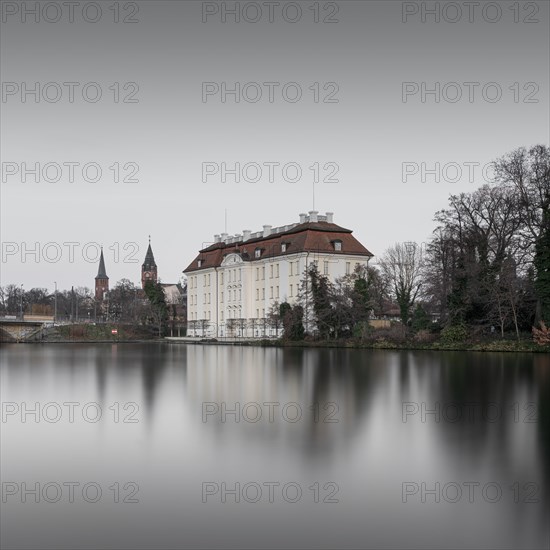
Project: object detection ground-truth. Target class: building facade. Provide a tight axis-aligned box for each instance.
[183,211,373,338]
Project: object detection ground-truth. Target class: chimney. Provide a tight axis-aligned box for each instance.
[309,210,318,222]
[221,232,228,244]
[299,213,307,223]
[214,234,221,243]
[325,212,334,223]
[242,229,251,241]
[263,225,272,237]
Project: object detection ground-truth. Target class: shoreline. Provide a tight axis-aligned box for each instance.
[5,338,549,353]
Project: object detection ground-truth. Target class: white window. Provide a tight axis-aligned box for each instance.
[334,241,342,251]
[256,289,259,300]
[221,311,224,321]
[270,287,273,298]
[270,265,273,278]
[221,291,224,303]
[198,259,203,267]
[262,267,265,280]
[346,262,351,275]
[281,243,287,252]
[276,264,279,277]
[262,288,265,299]
[208,293,211,304]
[220,272,224,285]
[255,249,261,258]
[276,286,279,298]
[239,289,242,300]
[290,284,293,297]
[289,262,293,276]
[324,261,329,275]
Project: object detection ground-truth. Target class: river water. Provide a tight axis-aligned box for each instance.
[1,343,549,549]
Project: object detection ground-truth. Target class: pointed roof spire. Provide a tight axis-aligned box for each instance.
[95,247,109,279]
[142,238,157,269]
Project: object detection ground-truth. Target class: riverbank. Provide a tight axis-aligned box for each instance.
[258,338,550,353]
[165,335,550,353]
[8,323,550,352]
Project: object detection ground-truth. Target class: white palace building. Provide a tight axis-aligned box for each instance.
[183,211,373,338]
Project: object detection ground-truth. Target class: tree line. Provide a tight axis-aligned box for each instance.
[0,279,185,337]
[274,145,549,343]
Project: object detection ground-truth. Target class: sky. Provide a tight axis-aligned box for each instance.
[1,0,549,291]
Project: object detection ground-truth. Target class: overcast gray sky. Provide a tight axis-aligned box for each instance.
[1,0,548,291]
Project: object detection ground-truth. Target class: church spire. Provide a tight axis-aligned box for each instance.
[142,239,157,270]
[142,237,158,289]
[95,247,109,279]
[95,247,109,301]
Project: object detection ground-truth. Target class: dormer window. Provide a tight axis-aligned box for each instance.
[255,248,261,259]
[198,259,203,267]
[333,240,342,251]
[281,243,287,253]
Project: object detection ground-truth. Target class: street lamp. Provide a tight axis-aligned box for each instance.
[53,282,57,323]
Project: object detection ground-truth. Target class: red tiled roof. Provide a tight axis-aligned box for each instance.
[183,221,373,273]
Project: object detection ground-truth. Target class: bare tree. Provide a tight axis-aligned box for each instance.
[493,145,550,323]
[379,242,424,327]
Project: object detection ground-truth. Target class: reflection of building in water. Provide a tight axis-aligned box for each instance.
[184,211,373,337]
[183,346,385,459]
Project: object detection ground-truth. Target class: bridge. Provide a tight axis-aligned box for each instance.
[0,317,53,343]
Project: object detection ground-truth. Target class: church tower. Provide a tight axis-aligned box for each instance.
[142,237,158,289]
[95,248,109,301]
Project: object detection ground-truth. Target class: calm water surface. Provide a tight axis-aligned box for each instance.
[1,343,549,549]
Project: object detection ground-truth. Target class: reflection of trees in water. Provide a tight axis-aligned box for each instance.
[534,354,550,527]
[93,343,183,428]
[93,345,110,403]
[138,343,171,419]
[293,348,390,459]
[113,343,548,529]
[404,350,550,530]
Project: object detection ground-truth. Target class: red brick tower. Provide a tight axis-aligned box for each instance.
[95,248,109,300]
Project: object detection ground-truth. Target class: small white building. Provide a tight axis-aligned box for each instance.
[183,211,373,338]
